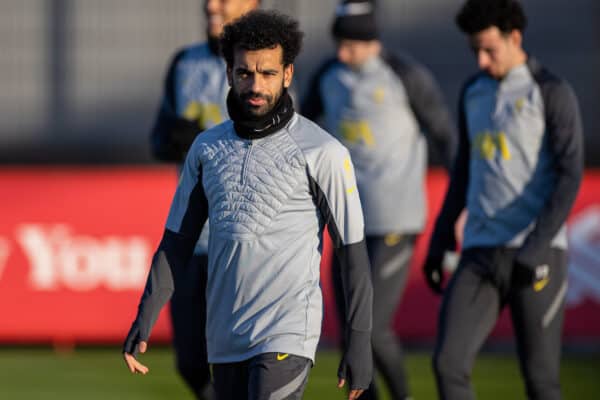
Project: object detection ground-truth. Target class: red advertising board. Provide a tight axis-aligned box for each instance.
[0,167,177,343]
[0,167,598,344]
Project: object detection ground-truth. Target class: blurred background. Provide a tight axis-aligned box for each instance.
[0,0,598,398]
[1,0,599,164]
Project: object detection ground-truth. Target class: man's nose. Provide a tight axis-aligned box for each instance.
[477,50,490,70]
[249,75,264,93]
[205,0,219,14]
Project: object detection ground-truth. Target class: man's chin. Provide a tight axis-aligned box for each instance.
[207,27,222,40]
[242,106,270,119]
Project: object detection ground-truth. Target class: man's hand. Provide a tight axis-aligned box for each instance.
[337,377,364,400]
[337,330,372,399]
[123,341,149,375]
[513,262,550,292]
[123,320,151,374]
[423,252,444,294]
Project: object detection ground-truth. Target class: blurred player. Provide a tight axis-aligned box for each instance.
[124,10,373,400]
[149,1,259,398]
[423,0,584,399]
[302,1,456,399]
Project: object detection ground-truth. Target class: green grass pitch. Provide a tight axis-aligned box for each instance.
[0,347,598,399]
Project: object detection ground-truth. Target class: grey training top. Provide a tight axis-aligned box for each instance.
[430,58,583,267]
[302,53,456,235]
[132,113,373,365]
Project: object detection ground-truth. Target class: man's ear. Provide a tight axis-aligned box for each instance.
[283,64,294,88]
[509,29,523,49]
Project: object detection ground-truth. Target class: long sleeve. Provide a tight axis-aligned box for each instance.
[516,77,584,267]
[123,147,208,353]
[307,142,373,388]
[427,81,472,257]
[384,54,457,169]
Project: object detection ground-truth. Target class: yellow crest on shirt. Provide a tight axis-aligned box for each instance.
[339,120,375,147]
[473,130,512,160]
[183,101,223,128]
[373,87,386,104]
[515,97,525,113]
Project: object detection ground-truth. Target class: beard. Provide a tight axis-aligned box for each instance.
[233,83,285,119]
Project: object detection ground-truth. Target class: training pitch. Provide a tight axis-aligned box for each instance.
[0,346,598,399]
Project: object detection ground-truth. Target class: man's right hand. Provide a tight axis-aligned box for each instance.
[123,341,149,374]
[123,320,151,374]
[337,377,364,400]
[337,330,372,399]
[423,252,444,294]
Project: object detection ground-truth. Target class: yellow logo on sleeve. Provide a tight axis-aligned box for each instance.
[343,158,357,194]
[276,353,289,361]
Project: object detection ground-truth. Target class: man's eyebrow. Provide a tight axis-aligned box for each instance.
[233,66,280,75]
[259,68,279,74]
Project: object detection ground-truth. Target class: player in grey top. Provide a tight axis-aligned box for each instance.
[302,1,456,399]
[149,1,259,398]
[423,1,584,399]
[124,11,373,400]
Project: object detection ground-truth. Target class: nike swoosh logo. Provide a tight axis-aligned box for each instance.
[276,353,289,361]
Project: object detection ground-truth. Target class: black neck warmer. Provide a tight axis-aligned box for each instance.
[226,89,294,139]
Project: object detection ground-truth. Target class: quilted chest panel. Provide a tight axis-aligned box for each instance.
[198,130,307,239]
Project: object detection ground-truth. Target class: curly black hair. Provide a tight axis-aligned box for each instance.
[220,10,303,67]
[456,0,527,35]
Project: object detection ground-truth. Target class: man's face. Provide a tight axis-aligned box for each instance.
[469,26,523,79]
[336,39,380,68]
[227,45,293,118]
[204,0,258,39]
